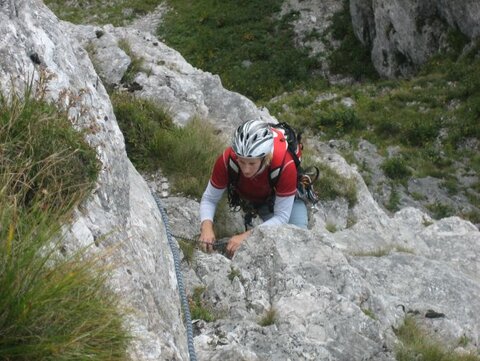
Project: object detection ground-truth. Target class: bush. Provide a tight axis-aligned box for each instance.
[401,116,440,147]
[189,287,215,322]
[427,201,455,220]
[111,91,174,170]
[314,107,363,137]
[381,157,412,180]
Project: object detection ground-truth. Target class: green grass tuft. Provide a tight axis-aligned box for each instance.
[112,92,225,198]
[258,308,277,327]
[395,316,480,361]
[0,89,99,212]
[313,162,358,207]
[0,83,129,360]
[189,287,215,322]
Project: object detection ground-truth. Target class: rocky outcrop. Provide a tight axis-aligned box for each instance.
[3,0,480,360]
[0,1,187,359]
[64,23,275,137]
[282,0,480,78]
[349,0,480,77]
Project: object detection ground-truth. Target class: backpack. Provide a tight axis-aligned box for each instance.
[227,122,319,213]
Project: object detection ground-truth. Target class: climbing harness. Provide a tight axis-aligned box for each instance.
[151,191,197,361]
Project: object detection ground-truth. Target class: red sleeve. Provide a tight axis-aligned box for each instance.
[210,148,231,189]
[275,152,298,197]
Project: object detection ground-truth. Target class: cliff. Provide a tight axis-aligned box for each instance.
[1,0,479,360]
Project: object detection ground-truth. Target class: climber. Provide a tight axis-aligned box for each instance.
[199,119,308,258]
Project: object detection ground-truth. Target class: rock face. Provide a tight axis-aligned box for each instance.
[64,23,276,137]
[2,0,480,360]
[282,0,480,77]
[349,0,480,77]
[0,1,187,360]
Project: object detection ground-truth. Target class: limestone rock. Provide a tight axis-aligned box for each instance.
[64,22,277,137]
[350,0,480,77]
[0,1,188,359]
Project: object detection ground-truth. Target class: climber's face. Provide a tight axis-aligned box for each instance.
[237,157,263,178]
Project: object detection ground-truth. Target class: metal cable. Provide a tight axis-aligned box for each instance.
[151,191,197,361]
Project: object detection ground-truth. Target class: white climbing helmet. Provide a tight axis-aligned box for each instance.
[232,119,274,158]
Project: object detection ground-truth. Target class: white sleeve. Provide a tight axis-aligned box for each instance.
[199,181,226,222]
[259,195,295,227]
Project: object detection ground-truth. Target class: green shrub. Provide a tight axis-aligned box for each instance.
[111,91,174,169]
[0,207,129,360]
[0,85,99,212]
[314,106,363,137]
[400,115,440,147]
[427,201,455,220]
[0,85,129,360]
[117,38,146,87]
[177,238,196,265]
[381,157,412,180]
[149,118,226,197]
[462,209,480,225]
[386,184,401,212]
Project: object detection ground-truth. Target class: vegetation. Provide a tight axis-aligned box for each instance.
[158,0,323,101]
[395,316,480,361]
[325,0,378,80]
[258,308,277,327]
[0,82,130,360]
[313,162,358,207]
[352,246,414,257]
[189,287,215,322]
[382,157,412,181]
[45,0,480,221]
[361,308,377,320]
[111,92,225,198]
[117,39,147,87]
[177,238,196,265]
[44,0,163,26]
[268,53,480,220]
